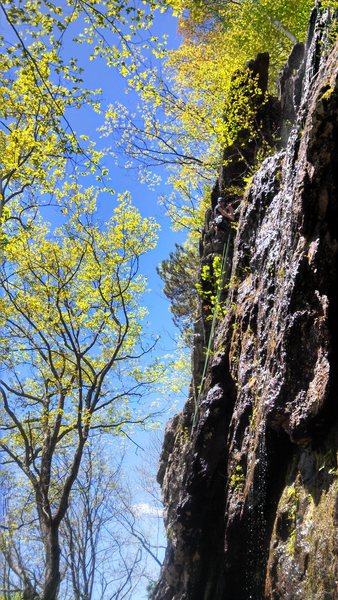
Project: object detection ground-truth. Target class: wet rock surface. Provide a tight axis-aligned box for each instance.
[154,8,338,600]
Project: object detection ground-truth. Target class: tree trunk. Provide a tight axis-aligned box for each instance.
[42,523,61,600]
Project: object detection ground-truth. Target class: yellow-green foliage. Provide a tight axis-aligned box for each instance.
[304,484,337,597]
[170,0,313,71]
[229,464,246,491]
[178,425,190,445]
[321,0,338,9]
[0,192,160,481]
[195,255,227,319]
[285,484,299,556]
[0,0,169,224]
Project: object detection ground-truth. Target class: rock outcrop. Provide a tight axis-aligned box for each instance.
[154,6,338,600]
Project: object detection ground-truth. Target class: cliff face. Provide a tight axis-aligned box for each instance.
[155,7,338,600]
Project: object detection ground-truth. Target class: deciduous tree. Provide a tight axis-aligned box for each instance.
[0,195,161,600]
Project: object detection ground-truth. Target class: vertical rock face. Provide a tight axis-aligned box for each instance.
[154,8,338,600]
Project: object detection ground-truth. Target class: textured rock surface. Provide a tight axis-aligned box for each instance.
[154,8,338,600]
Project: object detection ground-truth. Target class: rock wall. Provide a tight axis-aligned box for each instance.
[154,7,338,600]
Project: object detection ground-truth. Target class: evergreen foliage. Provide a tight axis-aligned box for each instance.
[157,242,199,339]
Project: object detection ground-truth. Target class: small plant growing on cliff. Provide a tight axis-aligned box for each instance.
[227,274,240,291]
[196,255,228,320]
[318,449,337,477]
[249,405,258,431]
[178,425,190,445]
[284,484,299,556]
[320,86,334,102]
[286,529,297,556]
[229,465,246,491]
